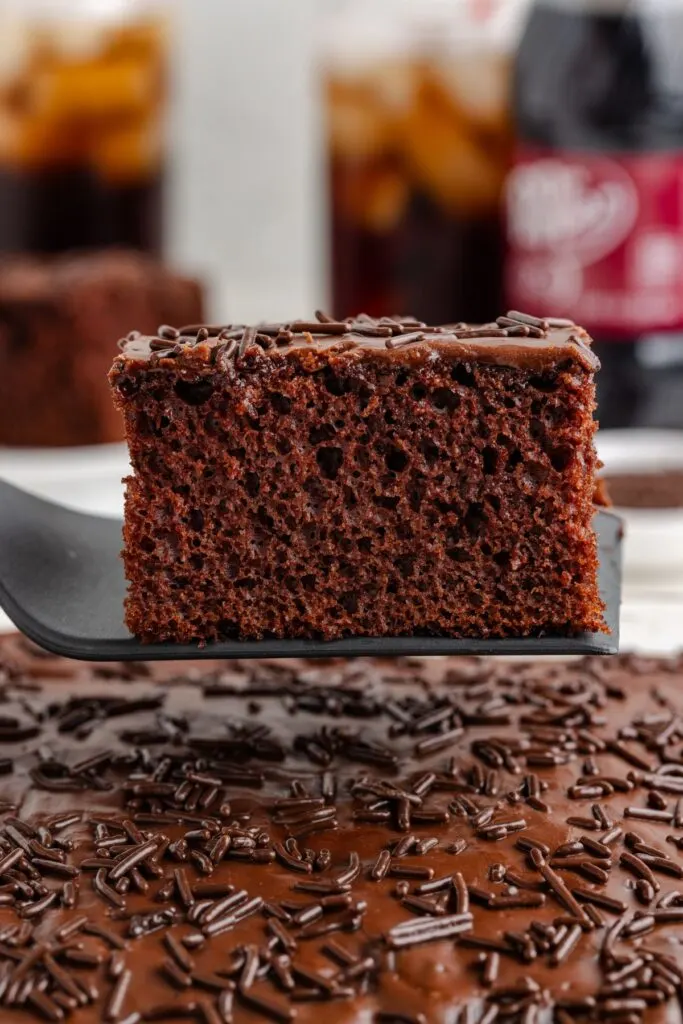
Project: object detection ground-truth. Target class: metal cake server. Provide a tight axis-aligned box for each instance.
[0,479,621,661]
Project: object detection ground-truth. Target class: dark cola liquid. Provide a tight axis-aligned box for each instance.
[0,168,162,255]
[331,163,504,325]
[326,57,511,326]
[0,14,166,257]
[513,0,683,428]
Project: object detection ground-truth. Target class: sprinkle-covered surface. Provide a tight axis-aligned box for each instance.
[2,638,682,1022]
[113,310,599,374]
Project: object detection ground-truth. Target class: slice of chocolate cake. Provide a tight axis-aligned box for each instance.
[110,311,604,644]
[0,251,203,448]
[0,636,681,1022]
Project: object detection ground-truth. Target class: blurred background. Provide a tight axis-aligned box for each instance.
[0,0,681,647]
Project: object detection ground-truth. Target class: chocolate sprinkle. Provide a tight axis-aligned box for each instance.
[117,311,597,376]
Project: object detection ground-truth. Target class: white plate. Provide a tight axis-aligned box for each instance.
[0,442,129,517]
[596,429,683,582]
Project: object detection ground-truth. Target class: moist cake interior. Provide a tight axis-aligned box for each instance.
[110,312,604,644]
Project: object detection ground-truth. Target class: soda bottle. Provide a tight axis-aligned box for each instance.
[506,0,683,428]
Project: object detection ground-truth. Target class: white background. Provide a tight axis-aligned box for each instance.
[167,0,327,322]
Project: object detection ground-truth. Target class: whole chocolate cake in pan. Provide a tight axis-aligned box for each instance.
[0,251,203,448]
[0,636,680,1021]
[110,311,604,645]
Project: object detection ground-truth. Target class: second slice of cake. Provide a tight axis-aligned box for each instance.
[110,311,604,643]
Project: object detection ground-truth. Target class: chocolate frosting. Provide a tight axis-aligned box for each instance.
[0,636,680,1022]
[113,310,599,375]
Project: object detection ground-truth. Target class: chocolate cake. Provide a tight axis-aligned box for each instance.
[110,311,604,644]
[0,252,203,448]
[0,637,681,1022]
[604,471,683,510]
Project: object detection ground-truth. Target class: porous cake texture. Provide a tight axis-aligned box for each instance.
[110,311,604,643]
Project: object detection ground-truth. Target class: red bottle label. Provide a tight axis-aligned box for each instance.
[505,146,683,335]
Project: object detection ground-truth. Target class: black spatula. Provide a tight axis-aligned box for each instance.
[0,480,621,661]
